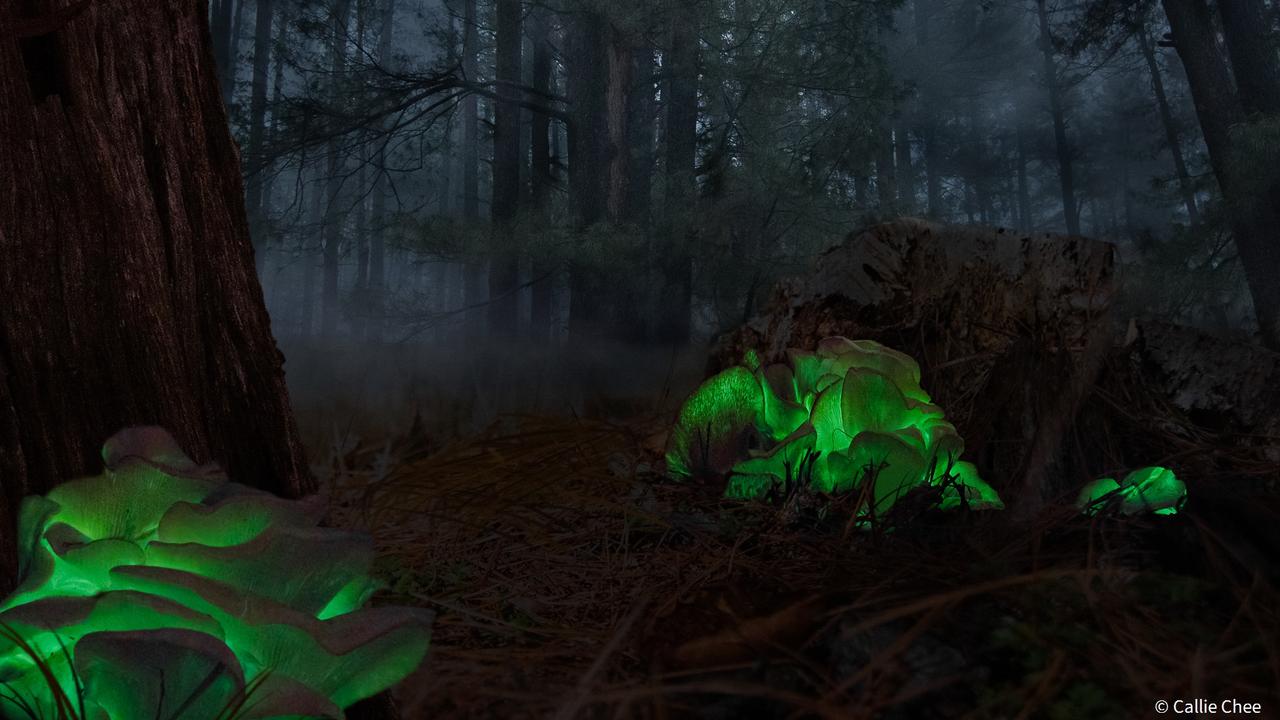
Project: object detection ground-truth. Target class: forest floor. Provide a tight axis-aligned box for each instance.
[309,407,1279,719]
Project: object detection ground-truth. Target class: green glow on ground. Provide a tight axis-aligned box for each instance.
[0,428,431,719]
[667,338,1004,515]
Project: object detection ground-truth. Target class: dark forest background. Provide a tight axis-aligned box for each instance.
[206,0,1279,434]
[2,2,1277,715]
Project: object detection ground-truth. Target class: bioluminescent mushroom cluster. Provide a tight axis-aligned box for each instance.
[0,428,431,720]
[1076,466,1187,516]
[666,337,1003,514]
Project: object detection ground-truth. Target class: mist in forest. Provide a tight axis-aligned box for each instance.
[208,0,1276,435]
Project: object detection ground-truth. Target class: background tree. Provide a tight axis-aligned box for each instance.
[212,0,1274,351]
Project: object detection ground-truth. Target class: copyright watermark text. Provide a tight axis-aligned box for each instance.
[1154,698,1264,714]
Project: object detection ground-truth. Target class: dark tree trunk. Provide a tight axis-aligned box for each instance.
[352,1,370,339]
[211,0,236,106]
[230,0,246,99]
[565,10,609,342]
[0,0,313,591]
[914,0,942,218]
[322,0,352,336]
[461,0,480,221]
[1163,0,1280,349]
[302,166,322,336]
[1016,115,1032,230]
[460,0,485,343]
[923,123,942,217]
[368,0,396,342]
[895,120,916,212]
[246,0,274,275]
[604,35,632,224]
[625,47,656,226]
[1036,0,1079,235]
[875,121,897,212]
[1138,27,1200,224]
[654,9,698,344]
[1216,0,1280,347]
[1218,0,1280,115]
[488,0,522,337]
[261,2,287,240]
[528,4,555,344]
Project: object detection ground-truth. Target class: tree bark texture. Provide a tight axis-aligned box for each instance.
[1163,0,1280,349]
[1137,26,1200,225]
[0,0,314,591]
[1217,0,1280,116]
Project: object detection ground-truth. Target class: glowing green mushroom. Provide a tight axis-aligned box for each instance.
[665,366,764,478]
[667,338,1003,516]
[0,427,432,720]
[1077,466,1186,516]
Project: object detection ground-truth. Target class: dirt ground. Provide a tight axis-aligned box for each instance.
[314,409,1278,719]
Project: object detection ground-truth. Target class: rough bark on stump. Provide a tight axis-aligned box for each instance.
[1079,319,1280,571]
[0,0,314,590]
[1096,319,1280,467]
[711,219,1117,510]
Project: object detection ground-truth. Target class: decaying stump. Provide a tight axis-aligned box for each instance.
[712,218,1280,515]
[1076,319,1280,568]
[1084,319,1280,476]
[711,219,1117,510]
[1124,319,1280,453]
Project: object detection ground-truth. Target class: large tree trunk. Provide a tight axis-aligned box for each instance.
[1137,26,1200,225]
[488,0,522,337]
[1162,0,1280,349]
[0,0,313,591]
[1217,0,1280,344]
[1218,0,1280,116]
[1035,0,1080,235]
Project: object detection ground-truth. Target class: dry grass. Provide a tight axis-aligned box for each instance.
[313,410,1280,719]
